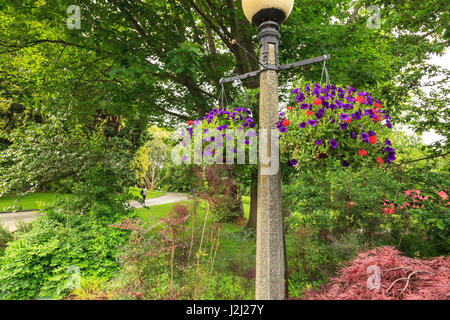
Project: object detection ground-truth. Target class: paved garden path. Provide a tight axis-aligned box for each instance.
[0,211,44,233]
[0,192,189,233]
[127,192,189,209]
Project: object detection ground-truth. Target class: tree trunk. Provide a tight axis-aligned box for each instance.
[246,184,258,230]
[237,187,245,219]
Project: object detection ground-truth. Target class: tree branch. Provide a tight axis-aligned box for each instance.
[400,151,450,165]
[0,39,106,54]
[186,0,233,50]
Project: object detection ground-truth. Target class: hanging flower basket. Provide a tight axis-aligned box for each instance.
[279,83,396,170]
[176,83,396,171]
[176,106,257,163]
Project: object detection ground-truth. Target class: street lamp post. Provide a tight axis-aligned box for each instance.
[242,0,294,300]
[219,0,330,300]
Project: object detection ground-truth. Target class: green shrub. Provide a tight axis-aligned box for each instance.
[199,274,254,300]
[0,222,14,255]
[69,277,109,300]
[0,212,128,300]
[284,215,368,298]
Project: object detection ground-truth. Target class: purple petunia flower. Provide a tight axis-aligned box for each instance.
[300,103,310,109]
[364,109,374,116]
[387,153,396,162]
[341,160,350,167]
[361,132,369,141]
[351,132,357,139]
[345,96,356,103]
[299,122,307,128]
[296,93,305,102]
[343,103,354,110]
[385,138,392,146]
[308,119,317,126]
[288,159,298,166]
[385,147,396,153]
[351,110,362,120]
[339,122,348,130]
[329,139,338,149]
[335,99,344,108]
[339,113,350,121]
[315,139,323,145]
[369,130,376,136]
[279,126,287,133]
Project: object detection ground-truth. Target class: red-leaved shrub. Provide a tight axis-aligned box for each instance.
[301,246,449,300]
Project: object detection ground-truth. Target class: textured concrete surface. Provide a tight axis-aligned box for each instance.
[256,40,284,300]
[0,211,43,233]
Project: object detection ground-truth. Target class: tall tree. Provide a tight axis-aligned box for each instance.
[0,0,448,226]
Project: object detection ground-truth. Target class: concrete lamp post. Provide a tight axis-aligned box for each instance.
[242,0,294,300]
[219,0,328,300]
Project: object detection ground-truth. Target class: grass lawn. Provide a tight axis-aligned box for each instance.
[135,195,250,225]
[0,192,71,211]
[0,187,165,212]
[134,201,182,221]
[128,187,165,200]
[134,195,255,255]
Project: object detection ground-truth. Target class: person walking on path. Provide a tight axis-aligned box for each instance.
[140,186,148,204]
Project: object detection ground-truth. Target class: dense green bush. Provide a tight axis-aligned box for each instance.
[0,211,128,300]
[282,158,449,262]
[160,164,197,192]
[0,223,13,255]
[284,214,369,297]
[283,167,405,239]
[0,163,134,300]
[199,274,254,300]
[108,227,172,299]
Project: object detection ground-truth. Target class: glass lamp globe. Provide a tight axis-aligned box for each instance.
[242,0,294,25]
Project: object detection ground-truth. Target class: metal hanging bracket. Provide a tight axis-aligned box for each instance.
[219,53,330,84]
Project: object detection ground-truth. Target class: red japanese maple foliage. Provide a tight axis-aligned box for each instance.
[301,246,449,300]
